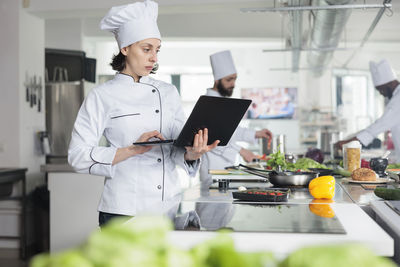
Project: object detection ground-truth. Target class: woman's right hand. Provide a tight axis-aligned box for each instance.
[112,130,165,165]
[129,130,165,155]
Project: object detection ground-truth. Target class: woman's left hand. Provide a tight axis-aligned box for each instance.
[184,128,219,161]
[255,128,273,140]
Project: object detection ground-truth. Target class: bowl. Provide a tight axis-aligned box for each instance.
[369,157,388,177]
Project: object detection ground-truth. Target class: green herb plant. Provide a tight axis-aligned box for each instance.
[267,146,287,170]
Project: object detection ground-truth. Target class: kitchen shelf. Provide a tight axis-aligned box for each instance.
[300,138,318,143]
[298,108,339,148]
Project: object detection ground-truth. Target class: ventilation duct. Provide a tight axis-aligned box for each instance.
[307,0,354,76]
[288,0,310,72]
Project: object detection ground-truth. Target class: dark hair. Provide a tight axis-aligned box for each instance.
[109,51,159,74]
[110,51,126,72]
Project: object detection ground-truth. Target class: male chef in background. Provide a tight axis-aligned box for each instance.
[336,59,400,163]
[200,50,273,184]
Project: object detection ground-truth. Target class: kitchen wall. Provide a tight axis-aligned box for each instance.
[0,0,45,249]
[45,18,83,50]
[19,6,46,192]
[0,0,45,191]
[0,0,20,167]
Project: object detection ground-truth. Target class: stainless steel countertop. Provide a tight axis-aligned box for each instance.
[183,176,400,206]
[339,177,399,205]
[182,180,354,204]
[41,164,74,173]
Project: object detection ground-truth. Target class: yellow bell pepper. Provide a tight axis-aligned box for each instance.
[308,176,335,199]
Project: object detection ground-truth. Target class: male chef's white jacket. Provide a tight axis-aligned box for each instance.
[357,84,400,163]
[200,88,257,184]
[68,73,199,216]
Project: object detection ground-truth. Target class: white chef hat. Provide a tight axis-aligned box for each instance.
[369,59,397,87]
[100,0,161,50]
[210,50,237,81]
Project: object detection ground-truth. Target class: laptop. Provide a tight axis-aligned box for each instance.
[133,95,251,147]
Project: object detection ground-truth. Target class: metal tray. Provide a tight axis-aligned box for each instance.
[232,189,290,202]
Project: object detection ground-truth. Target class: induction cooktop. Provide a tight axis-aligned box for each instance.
[178,202,346,234]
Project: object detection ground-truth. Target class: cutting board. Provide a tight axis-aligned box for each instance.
[212,174,268,181]
[209,169,247,175]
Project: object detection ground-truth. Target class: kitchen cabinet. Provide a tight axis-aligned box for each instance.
[45,169,104,252]
[0,168,27,259]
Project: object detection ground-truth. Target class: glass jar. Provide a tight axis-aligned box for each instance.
[343,141,361,172]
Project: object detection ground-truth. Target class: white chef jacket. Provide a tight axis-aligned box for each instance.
[357,84,400,163]
[200,88,257,183]
[68,73,199,216]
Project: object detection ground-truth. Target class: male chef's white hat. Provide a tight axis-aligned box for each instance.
[210,50,237,81]
[100,0,161,50]
[369,59,397,87]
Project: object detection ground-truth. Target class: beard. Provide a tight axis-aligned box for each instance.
[217,81,234,97]
[386,88,393,99]
[379,86,393,99]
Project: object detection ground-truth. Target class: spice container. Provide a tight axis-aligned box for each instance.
[260,135,273,156]
[276,134,286,154]
[343,141,361,172]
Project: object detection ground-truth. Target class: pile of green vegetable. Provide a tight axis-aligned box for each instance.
[288,157,328,171]
[267,149,288,170]
[30,216,396,267]
[280,243,395,267]
[267,149,328,171]
[30,216,275,267]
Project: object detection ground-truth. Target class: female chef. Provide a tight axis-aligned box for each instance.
[68,0,219,226]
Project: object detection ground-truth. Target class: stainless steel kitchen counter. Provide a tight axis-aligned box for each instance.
[370,200,400,263]
[40,164,74,173]
[167,182,394,258]
[182,176,400,207]
[182,180,354,204]
[338,177,399,206]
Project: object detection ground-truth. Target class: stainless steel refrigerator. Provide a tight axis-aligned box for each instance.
[45,81,84,163]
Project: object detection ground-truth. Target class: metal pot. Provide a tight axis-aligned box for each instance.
[318,130,342,156]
